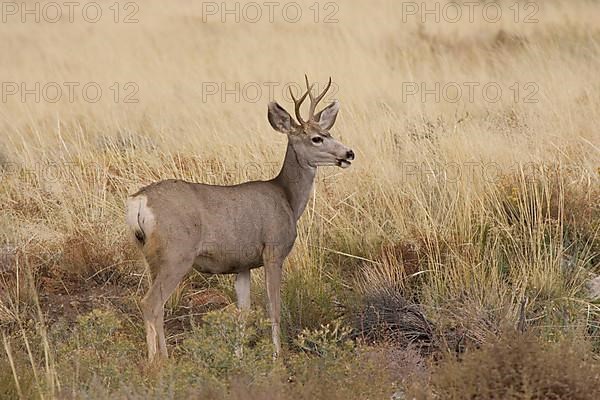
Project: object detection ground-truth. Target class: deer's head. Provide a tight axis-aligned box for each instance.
[267,76,354,169]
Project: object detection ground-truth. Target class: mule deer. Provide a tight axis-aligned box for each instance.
[126,76,354,361]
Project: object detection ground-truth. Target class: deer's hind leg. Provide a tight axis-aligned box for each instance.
[141,253,193,361]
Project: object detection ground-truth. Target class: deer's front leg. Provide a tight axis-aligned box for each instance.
[264,260,283,358]
[235,270,251,310]
[234,270,251,358]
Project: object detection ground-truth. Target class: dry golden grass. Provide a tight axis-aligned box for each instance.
[0,0,599,398]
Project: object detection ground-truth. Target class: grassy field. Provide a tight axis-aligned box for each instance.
[1,0,599,398]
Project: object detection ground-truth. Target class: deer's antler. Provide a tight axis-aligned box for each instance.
[289,83,311,125]
[306,75,332,122]
[289,75,333,125]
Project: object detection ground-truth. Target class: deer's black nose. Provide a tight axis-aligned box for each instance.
[346,150,355,160]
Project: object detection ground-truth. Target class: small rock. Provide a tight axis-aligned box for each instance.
[0,244,17,272]
[586,275,600,300]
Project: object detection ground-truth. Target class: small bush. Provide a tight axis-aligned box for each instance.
[295,319,354,357]
[52,309,142,389]
[178,307,275,380]
[410,332,600,400]
[354,283,436,351]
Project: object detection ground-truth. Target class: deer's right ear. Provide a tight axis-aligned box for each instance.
[268,102,298,134]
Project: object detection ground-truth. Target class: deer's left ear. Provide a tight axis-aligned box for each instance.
[268,102,299,135]
[314,100,340,131]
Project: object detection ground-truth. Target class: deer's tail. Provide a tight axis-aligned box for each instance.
[126,195,155,246]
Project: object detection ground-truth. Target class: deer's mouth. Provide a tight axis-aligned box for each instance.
[337,159,352,168]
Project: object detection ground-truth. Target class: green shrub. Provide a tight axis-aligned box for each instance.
[294,319,354,357]
[410,332,600,400]
[178,307,275,380]
[52,309,142,390]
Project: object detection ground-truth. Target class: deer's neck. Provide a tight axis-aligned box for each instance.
[274,141,316,220]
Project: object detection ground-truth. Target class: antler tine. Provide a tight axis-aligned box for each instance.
[307,76,332,121]
[289,85,311,125]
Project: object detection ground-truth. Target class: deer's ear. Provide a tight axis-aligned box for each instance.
[315,100,339,131]
[268,102,298,134]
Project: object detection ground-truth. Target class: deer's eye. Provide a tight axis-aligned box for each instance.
[311,136,323,144]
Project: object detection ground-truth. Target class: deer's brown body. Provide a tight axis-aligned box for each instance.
[126,77,354,361]
[130,176,297,275]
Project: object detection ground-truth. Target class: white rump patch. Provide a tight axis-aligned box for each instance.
[126,195,156,240]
